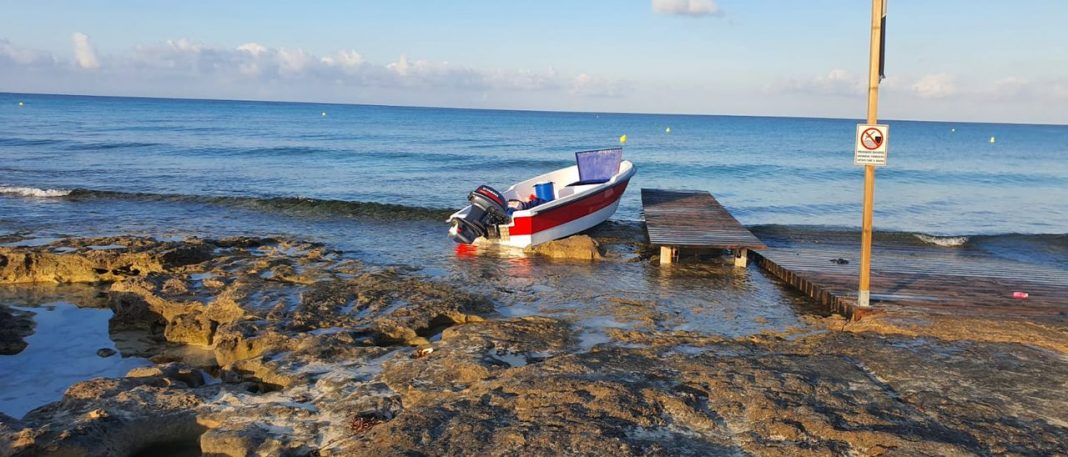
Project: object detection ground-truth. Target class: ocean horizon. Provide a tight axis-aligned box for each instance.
[7,90,1068,126]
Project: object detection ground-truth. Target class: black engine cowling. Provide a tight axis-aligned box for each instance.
[448,185,510,244]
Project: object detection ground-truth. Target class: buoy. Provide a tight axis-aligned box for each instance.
[17,101,24,107]
[619,134,627,145]
[950,128,955,132]
[665,127,671,134]
[321,112,327,117]
[989,136,996,144]
[1013,291,1028,299]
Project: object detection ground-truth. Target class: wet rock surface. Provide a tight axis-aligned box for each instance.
[341,330,1068,456]
[524,234,604,261]
[10,363,217,457]
[0,306,33,355]
[1,236,1066,456]
[0,238,212,285]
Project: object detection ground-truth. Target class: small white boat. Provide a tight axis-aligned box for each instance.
[448,148,636,248]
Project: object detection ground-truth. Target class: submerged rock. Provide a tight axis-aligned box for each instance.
[0,306,34,355]
[524,235,604,261]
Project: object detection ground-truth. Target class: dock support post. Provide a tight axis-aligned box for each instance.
[660,246,677,266]
[734,248,748,268]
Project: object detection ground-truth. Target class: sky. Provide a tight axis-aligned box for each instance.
[1,0,1065,124]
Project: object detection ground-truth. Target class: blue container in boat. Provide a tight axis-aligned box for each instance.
[534,181,555,202]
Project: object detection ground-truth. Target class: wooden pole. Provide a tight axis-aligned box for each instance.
[858,0,885,308]
[660,246,676,266]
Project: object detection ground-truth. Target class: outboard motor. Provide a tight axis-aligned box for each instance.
[448,185,510,244]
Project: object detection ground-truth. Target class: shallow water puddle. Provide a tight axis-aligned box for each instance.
[488,351,529,367]
[0,302,151,418]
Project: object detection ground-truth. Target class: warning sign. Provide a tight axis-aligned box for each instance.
[854,124,888,166]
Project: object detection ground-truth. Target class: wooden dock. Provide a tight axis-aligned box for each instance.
[639,189,1066,322]
[642,189,766,266]
[751,234,1068,320]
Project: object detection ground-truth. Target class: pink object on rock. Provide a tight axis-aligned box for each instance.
[1012,291,1029,299]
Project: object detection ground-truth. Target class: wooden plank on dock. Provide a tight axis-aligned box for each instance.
[642,189,765,266]
[752,241,1068,321]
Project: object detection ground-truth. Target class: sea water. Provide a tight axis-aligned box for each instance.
[1,92,1066,324]
[0,302,151,418]
[2,92,1066,234]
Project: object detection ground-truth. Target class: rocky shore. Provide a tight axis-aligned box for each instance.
[1,237,1066,456]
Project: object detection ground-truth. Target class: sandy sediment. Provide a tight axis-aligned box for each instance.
[1,237,1066,456]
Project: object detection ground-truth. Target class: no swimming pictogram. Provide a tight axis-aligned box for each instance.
[860,127,883,150]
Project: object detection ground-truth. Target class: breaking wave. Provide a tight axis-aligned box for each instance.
[0,186,72,198]
[913,233,970,247]
[0,183,451,220]
[61,188,453,221]
[749,224,1066,248]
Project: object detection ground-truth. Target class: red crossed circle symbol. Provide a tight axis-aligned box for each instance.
[860,128,883,150]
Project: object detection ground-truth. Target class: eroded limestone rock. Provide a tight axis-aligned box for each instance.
[3,236,1066,456]
[524,234,604,261]
[7,364,218,456]
[339,330,1068,456]
[0,239,211,284]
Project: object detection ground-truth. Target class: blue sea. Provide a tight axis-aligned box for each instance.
[1,92,1067,325]
[3,92,1066,233]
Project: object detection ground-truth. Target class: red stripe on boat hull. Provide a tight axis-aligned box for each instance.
[509,179,631,236]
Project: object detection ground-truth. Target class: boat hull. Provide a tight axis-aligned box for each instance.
[450,159,635,249]
[499,177,631,248]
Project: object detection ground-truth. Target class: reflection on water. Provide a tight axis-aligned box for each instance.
[0,301,151,418]
[440,233,806,339]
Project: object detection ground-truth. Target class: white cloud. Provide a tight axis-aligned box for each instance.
[982,76,1068,103]
[487,67,560,91]
[237,42,267,57]
[777,70,1067,108]
[652,0,722,17]
[71,32,99,70]
[1053,82,1068,101]
[30,37,615,96]
[386,54,411,77]
[773,69,865,97]
[235,43,268,76]
[570,73,628,97]
[382,55,489,89]
[321,50,363,70]
[911,73,956,99]
[0,35,628,113]
[0,38,57,66]
[276,48,309,76]
[989,77,1030,100]
[167,38,202,53]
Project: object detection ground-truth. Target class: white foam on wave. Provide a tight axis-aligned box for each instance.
[0,186,71,198]
[914,233,969,247]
